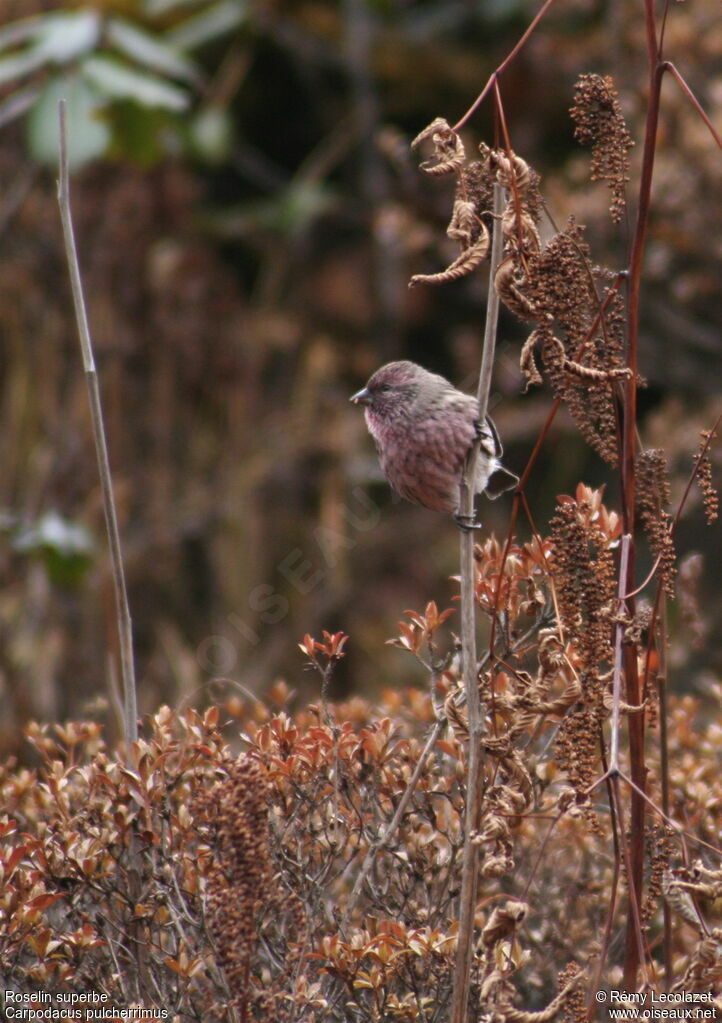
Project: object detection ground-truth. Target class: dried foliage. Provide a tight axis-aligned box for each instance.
[570,74,634,223]
[636,449,676,596]
[409,115,632,465]
[548,486,618,802]
[0,708,233,1014]
[2,542,722,1015]
[694,430,720,525]
[409,123,493,288]
[194,756,288,1020]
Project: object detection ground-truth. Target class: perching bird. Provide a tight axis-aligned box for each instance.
[350,360,518,522]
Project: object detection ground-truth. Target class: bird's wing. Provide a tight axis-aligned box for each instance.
[475,414,503,458]
[402,394,475,479]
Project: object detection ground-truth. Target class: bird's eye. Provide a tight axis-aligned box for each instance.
[378,384,391,393]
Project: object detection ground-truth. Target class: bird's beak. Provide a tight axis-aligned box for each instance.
[350,387,371,406]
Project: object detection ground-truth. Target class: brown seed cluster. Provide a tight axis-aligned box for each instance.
[694,430,719,524]
[636,448,676,596]
[558,962,587,1023]
[549,491,617,800]
[643,823,676,925]
[570,73,634,223]
[522,222,629,464]
[197,755,273,1012]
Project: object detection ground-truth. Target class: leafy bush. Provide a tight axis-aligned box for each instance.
[2,494,721,1018]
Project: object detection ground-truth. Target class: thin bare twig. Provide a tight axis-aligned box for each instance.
[56,99,138,750]
[450,181,505,1023]
[452,0,558,132]
[609,534,632,773]
[664,62,722,151]
[671,409,722,530]
[343,717,445,918]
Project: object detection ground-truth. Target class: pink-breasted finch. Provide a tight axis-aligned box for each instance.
[350,360,517,523]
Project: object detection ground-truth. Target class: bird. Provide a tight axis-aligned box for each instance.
[350,360,517,524]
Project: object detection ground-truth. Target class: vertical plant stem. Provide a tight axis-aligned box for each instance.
[452,0,558,132]
[450,182,505,1023]
[620,1,664,984]
[344,718,445,918]
[56,101,138,750]
[658,597,672,988]
[610,534,632,772]
[476,184,505,425]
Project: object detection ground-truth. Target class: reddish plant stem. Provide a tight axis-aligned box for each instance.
[658,597,672,989]
[452,0,558,132]
[637,409,720,984]
[620,2,664,983]
[664,62,722,150]
[488,494,520,661]
[493,85,533,268]
[671,409,722,532]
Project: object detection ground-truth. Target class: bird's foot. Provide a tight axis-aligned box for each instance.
[454,512,483,532]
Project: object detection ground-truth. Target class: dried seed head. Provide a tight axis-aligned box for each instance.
[636,449,676,596]
[198,755,273,1009]
[694,429,719,524]
[570,73,634,223]
[522,222,628,464]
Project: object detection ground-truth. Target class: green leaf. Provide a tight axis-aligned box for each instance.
[0,48,47,87]
[164,0,247,51]
[0,11,102,87]
[0,85,40,130]
[104,101,168,166]
[27,74,109,168]
[188,106,232,163]
[32,10,101,63]
[207,182,336,239]
[143,0,203,15]
[82,54,190,111]
[0,15,43,54]
[13,511,95,587]
[106,18,202,85]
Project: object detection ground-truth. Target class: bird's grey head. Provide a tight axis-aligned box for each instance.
[350,361,428,420]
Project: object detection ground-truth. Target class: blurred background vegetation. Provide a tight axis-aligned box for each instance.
[0,0,720,753]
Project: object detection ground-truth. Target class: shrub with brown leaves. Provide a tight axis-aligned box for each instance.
[2,487,721,1017]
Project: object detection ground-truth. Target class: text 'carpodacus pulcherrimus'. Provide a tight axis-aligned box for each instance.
[350,361,518,521]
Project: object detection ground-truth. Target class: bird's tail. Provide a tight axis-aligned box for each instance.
[484,465,519,499]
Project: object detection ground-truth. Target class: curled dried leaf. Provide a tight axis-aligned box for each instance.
[495,257,539,320]
[504,966,587,1023]
[409,236,490,287]
[411,117,465,176]
[501,206,541,254]
[481,899,528,947]
[561,358,632,383]
[520,329,543,390]
[493,152,534,195]
[447,199,480,245]
[542,329,631,382]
